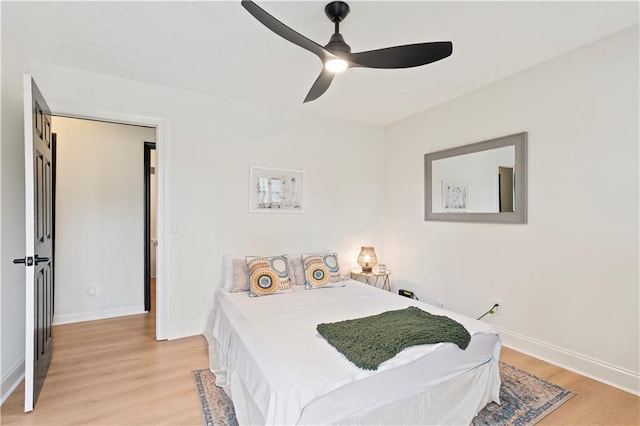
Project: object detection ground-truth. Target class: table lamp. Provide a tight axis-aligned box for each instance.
[357,246,377,273]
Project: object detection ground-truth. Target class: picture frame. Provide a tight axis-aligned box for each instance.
[442,180,469,212]
[249,166,304,214]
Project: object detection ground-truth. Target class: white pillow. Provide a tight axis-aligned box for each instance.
[221,254,245,290]
[230,258,251,292]
[286,253,305,286]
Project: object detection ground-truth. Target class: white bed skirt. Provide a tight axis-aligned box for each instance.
[207,335,501,425]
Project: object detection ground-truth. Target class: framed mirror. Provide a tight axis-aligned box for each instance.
[424,132,527,223]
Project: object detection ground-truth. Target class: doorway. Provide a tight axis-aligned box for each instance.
[498,166,514,213]
[51,116,157,326]
[49,106,166,340]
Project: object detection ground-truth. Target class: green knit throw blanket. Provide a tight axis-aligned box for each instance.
[316,306,471,370]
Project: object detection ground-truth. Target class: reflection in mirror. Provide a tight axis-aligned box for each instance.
[498,166,514,213]
[431,145,515,213]
[425,132,527,223]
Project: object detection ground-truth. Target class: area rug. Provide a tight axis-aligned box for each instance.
[192,362,575,426]
[471,362,575,425]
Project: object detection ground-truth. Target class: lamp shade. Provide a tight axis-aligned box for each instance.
[357,246,377,273]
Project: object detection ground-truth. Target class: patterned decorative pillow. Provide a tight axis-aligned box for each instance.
[246,255,293,297]
[301,252,345,289]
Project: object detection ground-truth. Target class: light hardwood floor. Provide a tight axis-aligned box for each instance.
[2,310,638,425]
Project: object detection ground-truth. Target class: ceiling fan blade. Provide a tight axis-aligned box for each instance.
[348,41,453,69]
[241,0,331,61]
[303,69,335,103]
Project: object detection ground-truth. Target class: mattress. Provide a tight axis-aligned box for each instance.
[204,280,501,425]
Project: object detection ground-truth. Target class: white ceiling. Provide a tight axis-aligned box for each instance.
[3,1,638,126]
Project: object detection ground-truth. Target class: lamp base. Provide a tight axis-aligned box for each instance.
[361,267,372,273]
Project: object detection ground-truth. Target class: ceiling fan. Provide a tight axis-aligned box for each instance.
[241,0,453,103]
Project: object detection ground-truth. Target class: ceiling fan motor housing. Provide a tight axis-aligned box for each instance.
[325,33,351,54]
[325,1,350,22]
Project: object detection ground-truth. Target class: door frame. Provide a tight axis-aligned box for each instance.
[143,141,156,312]
[51,133,57,321]
[50,104,168,340]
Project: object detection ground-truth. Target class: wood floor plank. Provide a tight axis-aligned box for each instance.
[2,311,638,425]
[1,310,207,426]
[500,346,639,425]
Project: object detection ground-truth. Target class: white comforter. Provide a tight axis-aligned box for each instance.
[205,280,500,425]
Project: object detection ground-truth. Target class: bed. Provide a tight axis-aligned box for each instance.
[204,256,501,425]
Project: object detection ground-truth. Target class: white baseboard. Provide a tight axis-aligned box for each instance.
[53,305,145,325]
[165,320,205,341]
[1,356,25,405]
[495,326,639,396]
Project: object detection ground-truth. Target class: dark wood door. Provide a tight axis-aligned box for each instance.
[23,75,54,411]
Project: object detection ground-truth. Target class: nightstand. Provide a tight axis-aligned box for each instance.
[349,268,392,291]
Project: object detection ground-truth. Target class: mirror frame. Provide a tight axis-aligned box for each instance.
[424,132,528,224]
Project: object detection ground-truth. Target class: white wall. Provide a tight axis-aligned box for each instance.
[1,31,29,404]
[383,26,639,393]
[52,117,155,324]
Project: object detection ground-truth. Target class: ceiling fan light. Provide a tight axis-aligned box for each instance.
[325,58,348,73]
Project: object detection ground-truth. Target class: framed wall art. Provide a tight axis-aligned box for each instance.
[249,166,304,214]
